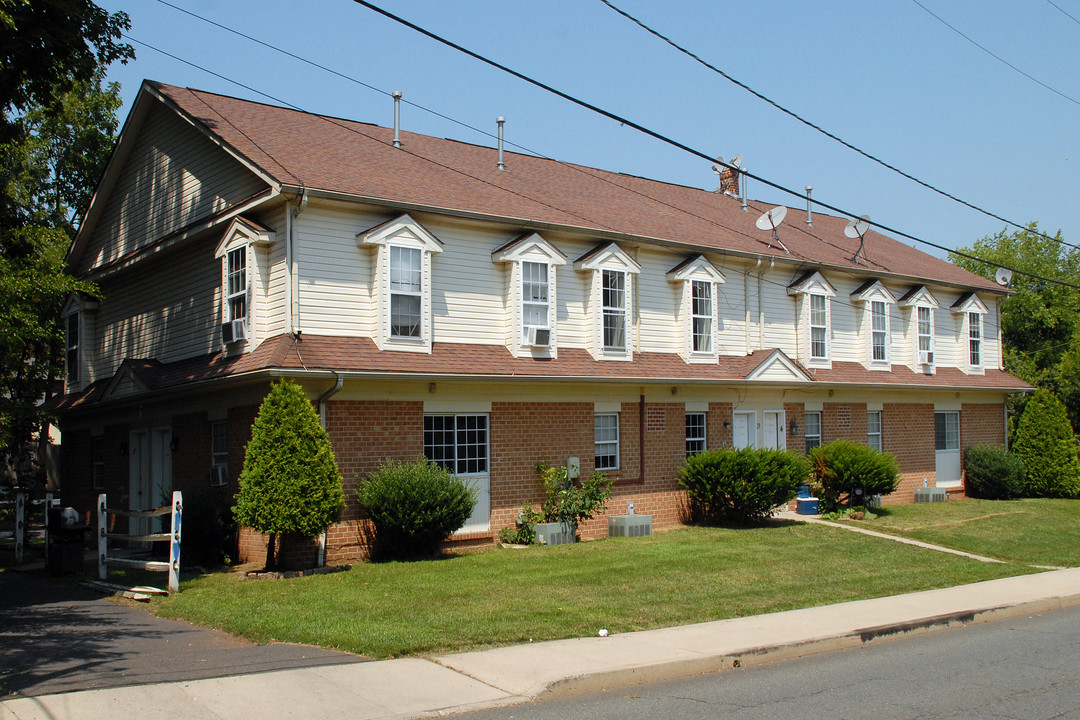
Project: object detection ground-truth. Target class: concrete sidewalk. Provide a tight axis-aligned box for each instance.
[4,566,1080,720]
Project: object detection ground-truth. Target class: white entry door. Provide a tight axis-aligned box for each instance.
[732,411,756,449]
[128,428,173,540]
[763,411,787,450]
[935,411,961,487]
[150,428,173,532]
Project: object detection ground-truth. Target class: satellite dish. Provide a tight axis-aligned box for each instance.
[755,205,788,231]
[844,215,871,239]
[995,267,1013,286]
[730,153,743,169]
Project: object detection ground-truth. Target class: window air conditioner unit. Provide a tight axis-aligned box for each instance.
[209,465,227,487]
[919,350,933,365]
[526,326,551,347]
[222,318,248,344]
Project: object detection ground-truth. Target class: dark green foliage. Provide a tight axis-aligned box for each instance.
[498,504,542,545]
[233,380,345,565]
[679,447,811,525]
[358,457,477,560]
[181,492,236,568]
[1012,389,1080,498]
[963,445,1025,500]
[497,463,613,545]
[810,439,900,512]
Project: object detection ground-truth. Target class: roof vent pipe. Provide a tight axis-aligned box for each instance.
[496,116,506,170]
[392,91,402,149]
[805,185,813,226]
[740,167,748,212]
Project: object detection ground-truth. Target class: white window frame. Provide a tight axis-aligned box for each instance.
[226,246,248,326]
[809,293,828,360]
[867,411,882,452]
[210,421,229,486]
[871,300,888,363]
[804,411,822,454]
[917,305,934,365]
[691,280,714,354]
[968,312,982,367]
[65,311,80,383]
[424,414,489,476]
[686,412,706,457]
[595,413,620,470]
[521,260,550,340]
[601,269,627,352]
[388,244,424,340]
[935,411,960,451]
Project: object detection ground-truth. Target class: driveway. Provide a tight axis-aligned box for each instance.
[0,569,362,698]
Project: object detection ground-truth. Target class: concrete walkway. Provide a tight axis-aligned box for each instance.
[4,565,1080,720]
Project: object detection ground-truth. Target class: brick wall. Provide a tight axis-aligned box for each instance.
[708,402,733,449]
[823,402,868,444]
[882,403,935,502]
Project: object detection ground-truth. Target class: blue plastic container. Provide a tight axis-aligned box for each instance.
[796,497,820,515]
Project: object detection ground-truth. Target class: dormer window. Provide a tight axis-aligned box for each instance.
[968,312,982,366]
[60,293,99,393]
[574,242,641,361]
[492,232,566,356]
[666,254,725,362]
[950,292,989,373]
[787,270,836,366]
[215,216,275,349]
[389,245,423,338]
[602,269,626,351]
[359,214,444,352]
[225,246,248,339]
[871,301,888,362]
[898,285,941,372]
[850,279,895,368]
[65,312,80,383]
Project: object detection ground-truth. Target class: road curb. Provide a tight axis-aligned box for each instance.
[534,592,1080,700]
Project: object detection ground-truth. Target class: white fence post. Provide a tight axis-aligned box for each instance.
[14,492,24,565]
[97,493,108,580]
[168,491,182,594]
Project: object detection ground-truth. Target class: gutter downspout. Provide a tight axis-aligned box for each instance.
[315,372,343,567]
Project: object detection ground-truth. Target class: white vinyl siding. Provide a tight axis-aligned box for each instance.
[77,103,267,275]
[296,206,378,337]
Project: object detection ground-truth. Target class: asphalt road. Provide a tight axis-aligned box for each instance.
[0,568,362,698]
[457,605,1080,720]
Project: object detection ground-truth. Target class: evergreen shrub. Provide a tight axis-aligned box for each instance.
[358,457,477,560]
[963,444,1025,500]
[809,439,900,512]
[233,380,345,567]
[679,447,811,525]
[1012,389,1080,498]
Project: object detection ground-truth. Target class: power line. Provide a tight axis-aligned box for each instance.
[348,0,1080,291]
[599,0,1080,252]
[1046,0,1080,26]
[910,0,1080,108]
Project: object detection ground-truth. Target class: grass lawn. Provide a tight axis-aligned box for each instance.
[144,521,1032,659]
[851,497,1080,568]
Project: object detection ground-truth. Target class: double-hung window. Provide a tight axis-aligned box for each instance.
[226,247,248,328]
[685,412,706,457]
[968,312,982,367]
[522,261,550,338]
[867,411,882,452]
[65,312,80,383]
[804,411,822,454]
[691,281,713,353]
[595,414,620,470]
[389,245,423,338]
[424,414,489,475]
[602,269,626,351]
[917,306,934,364]
[871,301,888,362]
[810,294,828,359]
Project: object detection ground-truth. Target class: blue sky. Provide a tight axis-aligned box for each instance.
[94,0,1079,262]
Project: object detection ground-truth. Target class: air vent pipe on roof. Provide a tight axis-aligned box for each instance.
[392,91,402,148]
[740,167,748,212]
[496,116,506,170]
[805,186,813,227]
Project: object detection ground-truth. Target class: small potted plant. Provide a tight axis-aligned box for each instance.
[503,461,613,545]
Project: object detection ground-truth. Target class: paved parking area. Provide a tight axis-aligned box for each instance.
[0,568,362,698]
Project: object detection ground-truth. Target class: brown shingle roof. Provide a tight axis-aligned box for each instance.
[148,82,1002,293]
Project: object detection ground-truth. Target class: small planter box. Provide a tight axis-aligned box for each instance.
[535,521,575,546]
[608,514,652,537]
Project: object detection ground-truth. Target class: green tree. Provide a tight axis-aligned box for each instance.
[233,380,346,568]
[950,224,1080,430]
[0,2,129,490]
[1011,389,1080,498]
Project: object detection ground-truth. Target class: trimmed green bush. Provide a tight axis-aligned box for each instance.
[810,439,900,512]
[1012,389,1080,498]
[498,463,613,545]
[963,444,1025,500]
[233,380,345,568]
[358,457,477,560]
[679,447,811,525]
